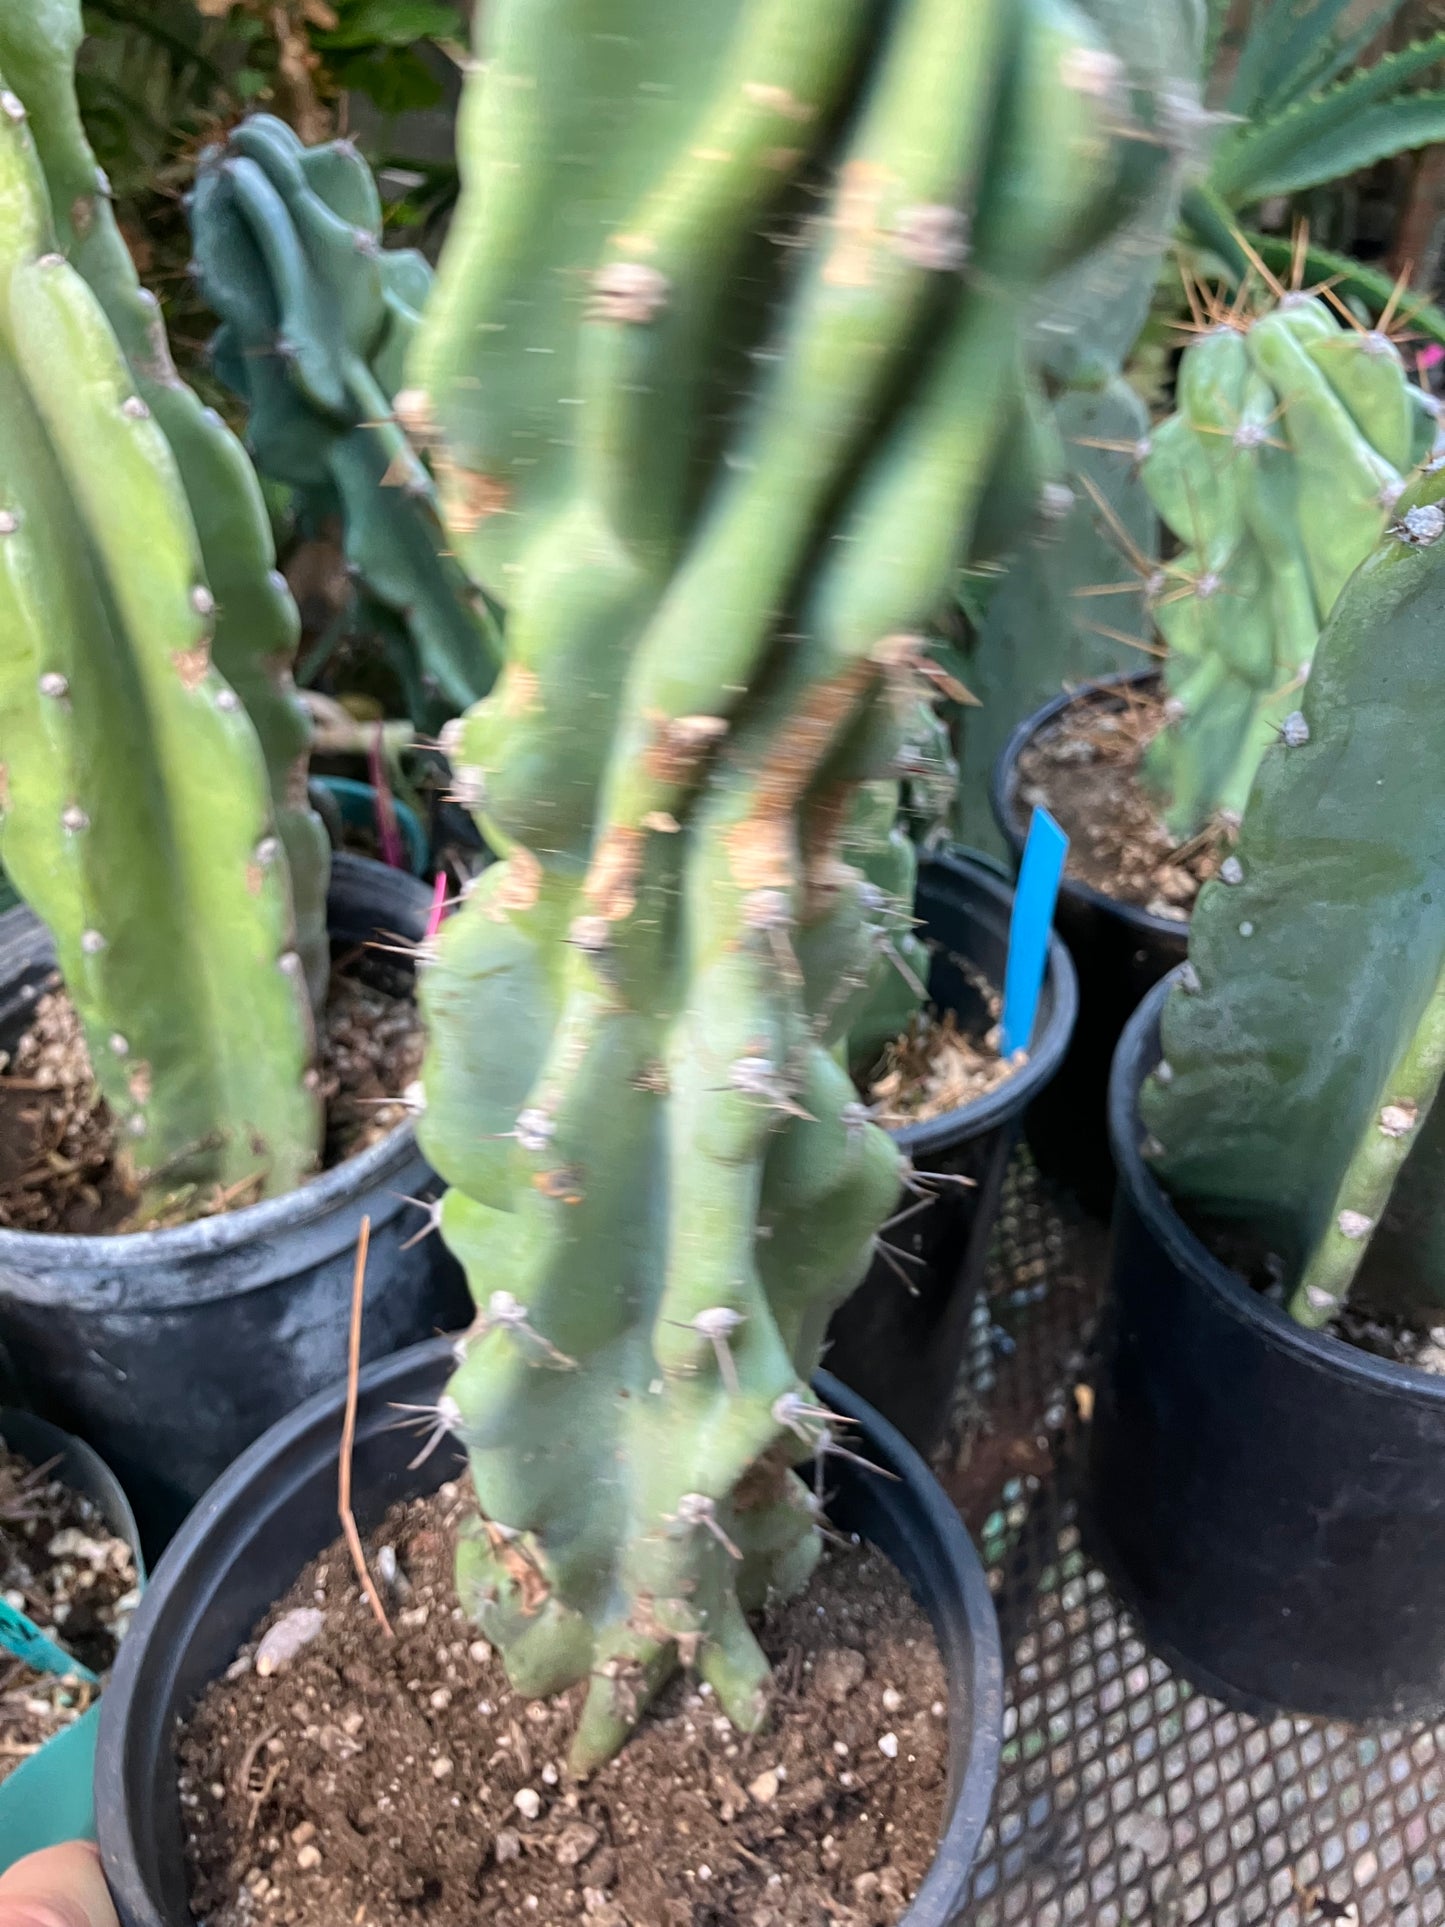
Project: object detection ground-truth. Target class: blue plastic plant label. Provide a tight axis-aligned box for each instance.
[1001,806,1068,1057]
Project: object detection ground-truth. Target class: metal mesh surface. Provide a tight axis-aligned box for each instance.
[941,1156,1445,1927]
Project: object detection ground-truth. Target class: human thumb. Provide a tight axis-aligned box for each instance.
[0,1843,118,1927]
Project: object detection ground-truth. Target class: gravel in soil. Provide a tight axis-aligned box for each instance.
[868,999,1023,1128]
[0,1438,138,1785]
[1334,1308,1445,1373]
[1014,684,1232,918]
[178,1483,949,1927]
[0,973,422,1236]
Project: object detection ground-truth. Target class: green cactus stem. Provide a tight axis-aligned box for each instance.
[1141,468,1445,1328]
[1139,291,1424,839]
[0,0,331,1009]
[188,116,499,733]
[410,0,1198,1769]
[0,77,319,1214]
[955,373,1161,852]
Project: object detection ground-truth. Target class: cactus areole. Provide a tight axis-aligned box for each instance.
[411,0,1199,1769]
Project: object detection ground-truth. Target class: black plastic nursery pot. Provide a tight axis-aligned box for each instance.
[0,1410,145,1866]
[1091,973,1445,1724]
[991,671,1187,1216]
[96,1335,1003,1927]
[0,854,468,1561]
[825,850,1077,1458]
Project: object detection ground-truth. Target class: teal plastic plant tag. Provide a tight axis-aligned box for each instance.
[0,1597,97,1684]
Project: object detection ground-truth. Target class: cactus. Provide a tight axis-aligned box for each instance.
[1140,467,1445,1328]
[1180,3,1445,350]
[409,0,1198,1769]
[0,0,330,1007]
[954,373,1161,852]
[1034,0,1207,384]
[188,117,500,732]
[0,68,320,1213]
[1138,287,1431,839]
[946,0,1201,851]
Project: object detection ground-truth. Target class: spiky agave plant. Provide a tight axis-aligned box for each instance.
[409,0,1198,1770]
[1183,0,1445,345]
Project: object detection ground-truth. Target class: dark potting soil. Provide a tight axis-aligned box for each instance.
[178,1482,949,1927]
[1014,684,1231,917]
[0,1438,138,1785]
[1173,1204,1445,1372]
[0,973,422,1237]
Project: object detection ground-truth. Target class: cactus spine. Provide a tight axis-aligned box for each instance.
[1139,290,1432,838]
[0,0,330,1008]
[1141,471,1445,1328]
[188,118,499,732]
[0,71,320,1212]
[412,0,1194,1768]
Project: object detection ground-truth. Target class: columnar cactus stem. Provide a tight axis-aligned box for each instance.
[1140,292,1429,838]
[0,0,330,1006]
[1142,470,1445,1327]
[417,0,1196,1769]
[0,67,319,1212]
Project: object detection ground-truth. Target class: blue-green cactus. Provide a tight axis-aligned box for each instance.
[408,0,1203,1769]
[1142,466,1445,1328]
[955,373,1161,852]
[188,116,498,733]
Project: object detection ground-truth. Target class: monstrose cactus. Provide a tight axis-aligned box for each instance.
[188,117,500,731]
[1141,469,1445,1329]
[0,7,326,1214]
[1139,286,1438,837]
[409,0,1201,1768]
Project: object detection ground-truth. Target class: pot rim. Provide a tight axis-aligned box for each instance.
[989,669,1187,945]
[896,848,1078,1156]
[0,854,429,1270]
[96,1337,1003,1927]
[1112,970,1445,1409]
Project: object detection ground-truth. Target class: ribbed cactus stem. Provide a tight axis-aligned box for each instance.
[1287,964,1445,1327]
[1140,292,1425,838]
[417,0,1197,1770]
[0,0,329,1006]
[188,116,498,731]
[0,65,319,1213]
